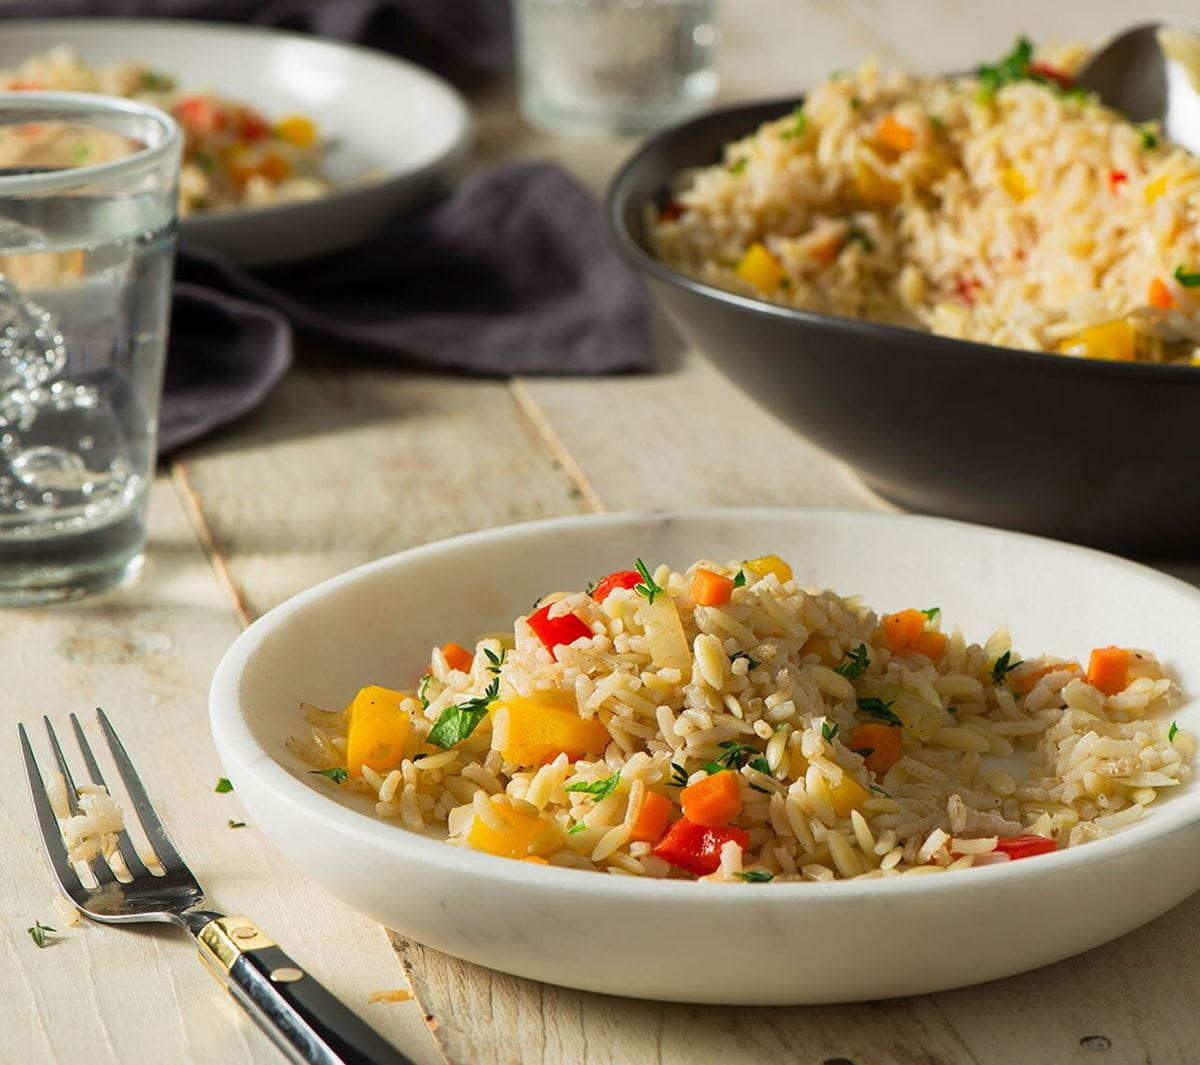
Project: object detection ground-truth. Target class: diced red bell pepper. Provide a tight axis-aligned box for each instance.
[1029,61,1074,91]
[238,106,270,141]
[174,96,227,136]
[652,817,750,876]
[995,834,1057,860]
[954,275,983,306]
[1108,169,1128,194]
[526,604,592,660]
[660,200,687,222]
[591,570,642,603]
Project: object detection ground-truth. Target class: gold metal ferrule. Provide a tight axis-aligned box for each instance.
[197,916,276,978]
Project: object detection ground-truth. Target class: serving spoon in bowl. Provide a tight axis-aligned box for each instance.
[1076,20,1200,154]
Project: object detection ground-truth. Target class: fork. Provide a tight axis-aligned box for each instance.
[19,709,416,1065]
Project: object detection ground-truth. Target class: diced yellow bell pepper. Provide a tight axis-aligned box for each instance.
[466,802,548,859]
[1144,174,1169,204]
[1057,319,1137,361]
[1000,167,1035,201]
[490,689,611,766]
[827,774,870,817]
[346,686,411,776]
[854,158,901,205]
[275,114,317,147]
[744,554,793,583]
[735,242,786,291]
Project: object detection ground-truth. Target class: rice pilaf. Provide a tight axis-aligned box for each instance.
[294,554,1193,883]
[646,40,1200,365]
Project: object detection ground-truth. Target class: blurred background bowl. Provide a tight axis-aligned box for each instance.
[607,98,1200,557]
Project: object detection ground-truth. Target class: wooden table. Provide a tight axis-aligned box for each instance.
[5,3,1200,1062]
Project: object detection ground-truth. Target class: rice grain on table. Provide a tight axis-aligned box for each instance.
[295,553,1191,882]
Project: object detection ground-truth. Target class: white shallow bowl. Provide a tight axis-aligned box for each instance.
[0,19,471,266]
[209,509,1200,1004]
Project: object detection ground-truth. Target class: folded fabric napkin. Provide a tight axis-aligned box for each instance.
[2,3,654,455]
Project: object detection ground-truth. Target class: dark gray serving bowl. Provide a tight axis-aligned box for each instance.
[607,98,1199,556]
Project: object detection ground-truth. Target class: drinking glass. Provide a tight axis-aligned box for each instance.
[514,0,718,135]
[0,92,181,604]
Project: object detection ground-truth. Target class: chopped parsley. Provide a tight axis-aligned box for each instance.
[669,762,690,787]
[947,705,958,715]
[842,227,874,253]
[426,677,499,749]
[568,822,587,835]
[849,96,861,110]
[730,650,760,670]
[729,156,750,175]
[192,150,215,173]
[310,767,349,784]
[715,740,758,771]
[990,651,1023,685]
[976,37,1078,100]
[853,747,875,758]
[418,673,434,709]
[856,697,901,726]
[214,777,233,794]
[735,869,775,882]
[1137,124,1159,150]
[821,720,839,743]
[139,69,174,91]
[780,106,808,141]
[27,921,56,948]
[484,647,506,675]
[1169,721,1179,743]
[749,756,772,775]
[703,762,724,775]
[228,819,247,829]
[1174,265,1200,287]
[921,607,941,621]
[869,782,891,796]
[565,773,621,801]
[633,558,664,604]
[585,579,597,597]
[834,644,870,679]
[733,569,747,588]
[929,114,946,131]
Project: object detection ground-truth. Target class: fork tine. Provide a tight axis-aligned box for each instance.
[92,708,187,873]
[43,716,81,817]
[67,714,151,881]
[18,723,87,903]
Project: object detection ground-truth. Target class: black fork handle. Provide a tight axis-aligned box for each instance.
[196,915,416,1065]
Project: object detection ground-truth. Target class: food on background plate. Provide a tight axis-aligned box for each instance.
[648,38,1200,365]
[293,554,1192,883]
[0,46,330,215]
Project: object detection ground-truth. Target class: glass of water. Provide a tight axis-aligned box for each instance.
[514,0,718,136]
[0,93,180,604]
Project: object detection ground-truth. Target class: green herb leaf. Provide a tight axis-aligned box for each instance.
[842,227,875,253]
[869,782,891,796]
[780,106,808,141]
[585,580,597,597]
[729,156,750,175]
[192,150,215,173]
[733,569,747,588]
[921,607,941,621]
[633,558,664,604]
[821,720,839,743]
[215,777,233,794]
[834,644,870,678]
[1175,265,1200,287]
[856,697,901,726]
[568,822,587,835]
[418,673,434,709]
[929,114,946,131]
[1138,124,1159,150]
[849,96,862,110]
[27,921,56,948]
[565,773,621,801]
[947,705,958,714]
[484,646,506,675]
[703,762,724,775]
[1169,721,1179,742]
[735,869,775,882]
[749,756,772,775]
[853,747,875,757]
[227,819,247,829]
[990,651,1023,685]
[729,650,760,670]
[139,69,174,91]
[976,36,1034,98]
[716,740,758,770]
[310,767,349,784]
[670,762,690,787]
[427,695,494,749]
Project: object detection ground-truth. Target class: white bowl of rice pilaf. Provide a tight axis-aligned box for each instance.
[209,509,1200,1004]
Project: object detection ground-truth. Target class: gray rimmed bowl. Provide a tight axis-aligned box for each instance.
[606,97,1200,556]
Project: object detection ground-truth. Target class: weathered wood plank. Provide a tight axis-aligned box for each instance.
[0,477,443,1065]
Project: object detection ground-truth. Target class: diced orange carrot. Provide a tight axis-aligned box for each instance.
[691,568,734,607]
[1010,661,1081,695]
[680,770,743,827]
[911,630,947,660]
[1149,277,1175,309]
[877,114,916,153]
[848,723,904,775]
[630,791,674,844]
[881,609,927,653]
[440,642,474,673]
[1087,646,1131,695]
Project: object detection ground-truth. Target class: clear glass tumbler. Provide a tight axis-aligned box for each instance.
[515,0,718,136]
[0,93,180,604]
